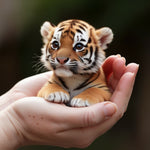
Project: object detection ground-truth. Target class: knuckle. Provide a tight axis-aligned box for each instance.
[83,109,99,127]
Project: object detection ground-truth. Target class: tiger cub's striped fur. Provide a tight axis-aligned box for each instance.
[38,19,113,107]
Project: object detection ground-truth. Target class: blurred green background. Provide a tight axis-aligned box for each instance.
[0,0,150,150]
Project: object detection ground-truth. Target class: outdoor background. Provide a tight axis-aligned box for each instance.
[0,0,150,150]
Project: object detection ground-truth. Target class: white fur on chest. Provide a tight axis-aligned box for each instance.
[61,74,90,99]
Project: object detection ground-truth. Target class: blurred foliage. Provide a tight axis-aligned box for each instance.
[0,0,150,150]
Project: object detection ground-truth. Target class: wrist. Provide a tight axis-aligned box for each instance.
[0,109,24,150]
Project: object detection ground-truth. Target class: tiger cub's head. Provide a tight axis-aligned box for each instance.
[40,19,113,77]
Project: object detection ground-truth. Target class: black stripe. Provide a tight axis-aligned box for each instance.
[83,49,88,56]
[70,66,78,74]
[79,25,86,31]
[59,24,65,28]
[86,84,110,92]
[53,80,62,87]
[70,31,75,36]
[86,83,101,88]
[80,39,86,42]
[50,22,55,27]
[83,47,98,71]
[71,20,76,26]
[79,22,88,28]
[97,85,108,89]
[74,75,93,90]
[64,30,69,34]
[89,46,93,62]
[58,28,64,32]
[58,77,68,89]
[48,81,53,84]
[95,46,98,59]
[97,85,111,92]
[83,46,93,64]
[83,63,95,71]
[78,56,84,63]
[104,89,111,92]
[51,65,56,70]
[50,63,56,70]
[88,38,92,43]
[46,54,51,61]
[74,71,100,90]
[69,36,74,40]
[83,58,89,61]
[76,29,83,34]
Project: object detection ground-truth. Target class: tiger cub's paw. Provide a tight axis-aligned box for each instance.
[37,82,70,104]
[69,87,110,107]
[70,98,90,107]
[70,96,102,107]
[47,92,70,103]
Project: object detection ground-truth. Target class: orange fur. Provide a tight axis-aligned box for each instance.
[71,69,111,105]
[38,82,69,100]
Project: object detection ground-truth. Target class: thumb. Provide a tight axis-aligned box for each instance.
[63,102,117,129]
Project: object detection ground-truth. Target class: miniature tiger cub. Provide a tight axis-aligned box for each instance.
[37,19,113,107]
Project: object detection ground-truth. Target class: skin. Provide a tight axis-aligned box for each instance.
[0,55,139,149]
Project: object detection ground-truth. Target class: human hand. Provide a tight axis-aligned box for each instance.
[0,70,117,149]
[0,55,139,149]
[99,55,139,133]
[0,71,52,111]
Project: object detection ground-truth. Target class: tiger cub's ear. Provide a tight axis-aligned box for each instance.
[96,27,113,50]
[40,21,55,42]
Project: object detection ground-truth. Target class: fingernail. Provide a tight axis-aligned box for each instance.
[103,103,117,119]
[116,54,121,57]
[121,57,126,63]
[135,64,139,74]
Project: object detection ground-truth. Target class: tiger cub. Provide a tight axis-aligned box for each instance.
[37,19,113,107]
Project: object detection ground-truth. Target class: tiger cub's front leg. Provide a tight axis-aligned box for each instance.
[37,82,70,103]
[70,87,111,107]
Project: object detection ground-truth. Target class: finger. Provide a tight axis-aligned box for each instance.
[125,63,139,74]
[14,97,117,129]
[111,63,139,111]
[112,57,126,79]
[13,71,52,96]
[110,72,136,113]
[61,102,117,130]
[102,55,118,79]
[62,103,121,147]
[108,57,126,89]
[55,102,117,148]
[20,71,52,87]
[88,63,139,136]
[59,64,139,146]
[111,63,139,105]
[57,103,118,149]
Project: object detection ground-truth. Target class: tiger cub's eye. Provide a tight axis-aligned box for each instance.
[51,41,59,50]
[73,43,84,51]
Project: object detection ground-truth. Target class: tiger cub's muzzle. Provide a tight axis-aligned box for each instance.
[56,57,69,65]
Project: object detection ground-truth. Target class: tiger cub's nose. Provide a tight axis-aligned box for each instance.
[56,57,69,64]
